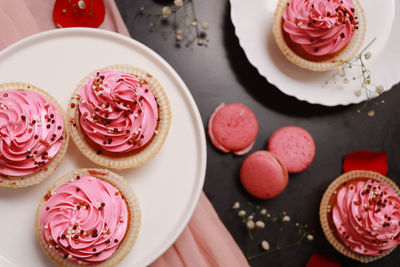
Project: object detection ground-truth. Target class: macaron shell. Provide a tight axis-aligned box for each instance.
[208,103,258,153]
[240,151,288,199]
[268,126,315,173]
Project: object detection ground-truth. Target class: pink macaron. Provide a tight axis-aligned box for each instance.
[268,126,315,173]
[208,103,258,155]
[240,151,288,199]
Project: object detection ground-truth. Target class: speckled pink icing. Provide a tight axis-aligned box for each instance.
[78,70,158,153]
[0,90,64,176]
[332,179,400,255]
[283,0,358,56]
[40,175,128,264]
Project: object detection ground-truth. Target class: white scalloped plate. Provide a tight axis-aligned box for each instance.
[0,28,206,267]
[230,0,399,106]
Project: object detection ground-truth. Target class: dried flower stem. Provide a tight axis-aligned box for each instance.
[233,203,313,261]
[137,0,208,47]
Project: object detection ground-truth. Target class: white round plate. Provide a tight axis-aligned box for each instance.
[0,28,206,267]
[231,0,400,106]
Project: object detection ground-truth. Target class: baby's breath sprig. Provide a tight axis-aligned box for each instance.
[137,0,209,47]
[233,202,313,261]
[324,38,384,116]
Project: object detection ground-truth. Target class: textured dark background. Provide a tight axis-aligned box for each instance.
[115,0,400,266]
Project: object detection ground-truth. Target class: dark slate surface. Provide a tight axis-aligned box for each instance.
[115,0,400,266]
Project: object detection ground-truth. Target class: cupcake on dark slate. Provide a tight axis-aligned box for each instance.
[320,170,400,263]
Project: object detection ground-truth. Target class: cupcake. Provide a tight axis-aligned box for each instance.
[320,170,400,262]
[0,83,68,188]
[35,168,141,266]
[273,0,366,71]
[68,65,171,169]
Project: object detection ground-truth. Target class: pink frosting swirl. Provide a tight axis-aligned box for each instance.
[283,0,358,56]
[78,70,159,153]
[332,179,400,255]
[40,175,128,264]
[0,90,64,176]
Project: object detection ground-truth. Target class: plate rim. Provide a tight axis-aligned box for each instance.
[0,28,207,267]
[230,0,398,106]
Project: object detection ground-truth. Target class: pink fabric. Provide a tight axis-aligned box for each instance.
[0,1,249,266]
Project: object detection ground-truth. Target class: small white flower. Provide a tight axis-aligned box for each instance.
[295,222,299,227]
[261,240,270,251]
[232,202,240,209]
[365,51,372,60]
[78,0,86,9]
[260,209,267,215]
[174,0,184,6]
[238,210,246,217]
[197,39,205,46]
[162,7,171,17]
[255,221,265,228]
[282,215,291,222]
[176,34,183,41]
[192,20,198,26]
[376,85,384,94]
[307,234,314,241]
[246,220,255,230]
[248,215,254,221]
[202,22,209,30]
[368,110,375,117]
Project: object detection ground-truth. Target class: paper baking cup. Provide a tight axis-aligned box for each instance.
[0,82,69,188]
[320,170,400,263]
[35,168,141,267]
[273,0,366,71]
[68,64,171,170]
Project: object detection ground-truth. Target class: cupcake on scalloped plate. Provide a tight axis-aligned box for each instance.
[273,0,366,71]
[35,168,141,266]
[320,170,400,263]
[67,64,171,169]
[0,82,69,188]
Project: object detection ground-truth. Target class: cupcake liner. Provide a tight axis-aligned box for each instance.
[67,64,171,169]
[34,168,141,267]
[273,0,366,71]
[320,170,400,263]
[0,82,69,188]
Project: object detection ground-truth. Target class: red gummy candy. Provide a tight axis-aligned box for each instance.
[53,0,105,28]
[343,150,388,175]
[306,252,341,267]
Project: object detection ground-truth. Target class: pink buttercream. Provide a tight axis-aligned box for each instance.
[78,70,158,153]
[40,175,128,264]
[0,90,64,176]
[283,0,357,56]
[332,179,400,255]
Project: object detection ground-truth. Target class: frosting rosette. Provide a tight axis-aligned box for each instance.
[332,179,400,255]
[68,65,171,169]
[35,169,140,266]
[283,0,357,57]
[40,175,129,264]
[0,90,65,176]
[78,70,159,153]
